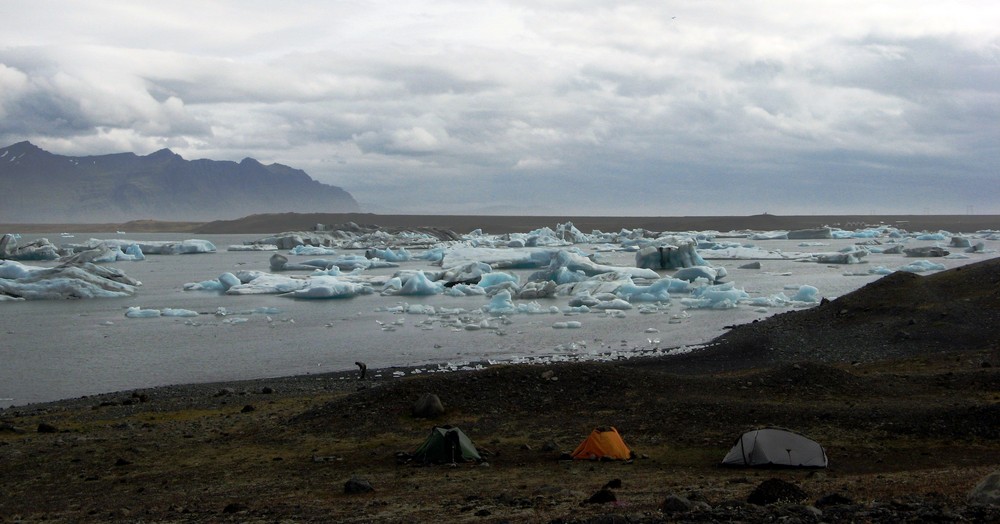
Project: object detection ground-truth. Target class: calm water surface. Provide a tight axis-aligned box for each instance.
[2,232,996,406]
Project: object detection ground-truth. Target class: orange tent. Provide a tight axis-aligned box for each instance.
[571,427,633,460]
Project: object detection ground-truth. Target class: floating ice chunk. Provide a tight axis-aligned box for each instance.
[366,247,411,262]
[228,244,278,252]
[123,244,145,261]
[382,271,444,296]
[897,260,946,273]
[594,298,632,310]
[748,293,791,307]
[445,284,488,297]
[0,260,42,279]
[441,247,557,269]
[218,272,241,291]
[2,237,60,260]
[125,307,161,318]
[289,245,337,256]
[136,239,216,255]
[516,280,557,299]
[162,308,199,317]
[226,274,309,295]
[790,285,820,303]
[672,266,727,283]
[479,271,518,290]
[815,246,868,264]
[484,290,516,315]
[750,231,788,240]
[680,282,749,309]
[439,261,491,285]
[903,246,949,258]
[915,232,948,241]
[614,277,677,302]
[634,237,708,269]
[283,276,374,299]
[183,279,226,291]
[0,262,139,299]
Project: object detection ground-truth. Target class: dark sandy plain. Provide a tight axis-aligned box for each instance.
[2,213,999,522]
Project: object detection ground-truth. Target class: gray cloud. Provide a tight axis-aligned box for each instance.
[1,1,998,216]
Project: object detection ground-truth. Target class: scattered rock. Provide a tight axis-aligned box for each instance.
[969,470,1000,505]
[222,502,249,514]
[411,393,445,418]
[747,478,807,506]
[344,477,374,494]
[815,492,854,507]
[602,479,622,489]
[582,488,617,505]
[660,493,694,513]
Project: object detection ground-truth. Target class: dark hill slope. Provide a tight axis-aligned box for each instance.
[0,141,359,223]
[654,256,1000,373]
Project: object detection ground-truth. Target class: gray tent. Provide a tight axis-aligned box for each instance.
[722,427,828,468]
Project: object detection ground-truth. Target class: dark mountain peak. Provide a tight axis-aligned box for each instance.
[0,142,360,222]
[3,141,46,156]
[146,148,181,160]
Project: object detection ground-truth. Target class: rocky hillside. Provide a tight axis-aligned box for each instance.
[0,141,359,223]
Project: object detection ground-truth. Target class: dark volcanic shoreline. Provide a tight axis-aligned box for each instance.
[3,212,1000,234]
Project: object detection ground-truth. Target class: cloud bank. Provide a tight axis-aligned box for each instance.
[2,1,998,216]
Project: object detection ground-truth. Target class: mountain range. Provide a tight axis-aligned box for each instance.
[0,141,360,223]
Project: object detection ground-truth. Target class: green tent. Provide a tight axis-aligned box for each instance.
[412,426,481,464]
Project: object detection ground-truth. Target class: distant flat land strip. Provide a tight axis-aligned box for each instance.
[3,213,999,235]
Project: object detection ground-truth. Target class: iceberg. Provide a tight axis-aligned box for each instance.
[381,271,444,296]
[0,261,140,300]
[484,290,517,315]
[227,244,278,252]
[680,282,749,309]
[897,260,946,273]
[440,247,558,269]
[0,237,60,261]
[366,247,412,262]
[672,266,727,283]
[283,276,374,299]
[289,245,337,256]
[614,277,680,302]
[224,274,309,295]
[634,237,707,269]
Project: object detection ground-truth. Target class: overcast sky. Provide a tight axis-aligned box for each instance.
[2,1,998,216]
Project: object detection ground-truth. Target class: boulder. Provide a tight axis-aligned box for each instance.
[970,470,1000,505]
[660,493,695,514]
[747,478,807,506]
[344,477,374,494]
[412,393,445,418]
